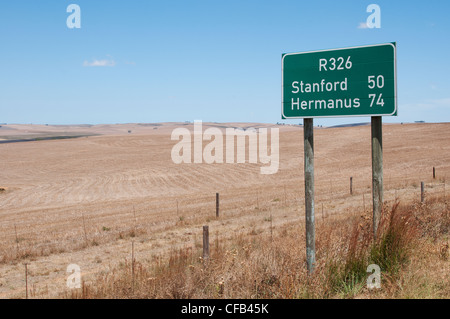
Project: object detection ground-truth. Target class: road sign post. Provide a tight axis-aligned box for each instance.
[371,116,383,238]
[282,43,397,271]
[304,118,315,273]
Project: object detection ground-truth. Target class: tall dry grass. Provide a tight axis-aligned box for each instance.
[66,194,449,299]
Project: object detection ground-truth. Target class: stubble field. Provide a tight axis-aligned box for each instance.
[0,122,449,298]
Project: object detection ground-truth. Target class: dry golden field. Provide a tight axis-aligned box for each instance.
[0,122,449,298]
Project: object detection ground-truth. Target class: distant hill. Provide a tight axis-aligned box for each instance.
[329,122,370,128]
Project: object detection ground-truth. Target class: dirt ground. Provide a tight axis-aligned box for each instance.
[0,122,449,298]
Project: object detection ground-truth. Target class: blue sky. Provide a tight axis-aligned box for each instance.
[0,0,449,126]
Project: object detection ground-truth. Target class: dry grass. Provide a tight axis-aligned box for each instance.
[1,122,449,298]
[67,194,449,299]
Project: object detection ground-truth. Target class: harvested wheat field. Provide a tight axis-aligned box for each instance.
[0,122,449,299]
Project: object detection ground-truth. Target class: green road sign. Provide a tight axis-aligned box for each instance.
[282,43,397,119]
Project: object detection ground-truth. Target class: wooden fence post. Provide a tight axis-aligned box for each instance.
[270,213,273,241]
[421,181,425,203]
[25,263,28,299]
[216,193,219,218]
[350,177,353,195]
[14,224,20,257]
[131,241,135,293]
[203,226,210,260]
[81,213,88,245]
[256,191,259,209]
[363,193,366,213]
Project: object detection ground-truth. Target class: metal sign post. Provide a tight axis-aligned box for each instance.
[371,116,383,237]
[304,118,315,273]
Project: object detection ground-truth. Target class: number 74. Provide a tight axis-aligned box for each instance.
[369,93,384,107]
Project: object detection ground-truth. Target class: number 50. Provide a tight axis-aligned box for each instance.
[368,75,384,89]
